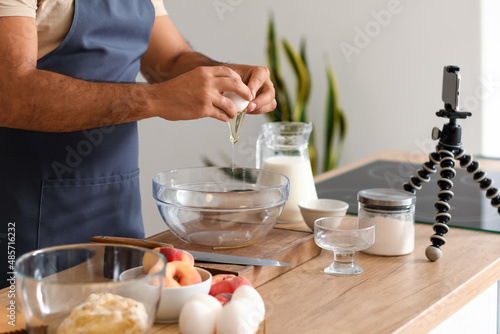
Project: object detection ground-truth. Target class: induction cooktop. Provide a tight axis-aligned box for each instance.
[315,160,500,233]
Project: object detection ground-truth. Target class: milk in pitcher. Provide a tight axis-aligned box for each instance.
[256,122,317,223]
[263,156,317,222]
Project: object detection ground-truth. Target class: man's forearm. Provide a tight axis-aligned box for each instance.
[0,15,267,132]
[142,50,224,83]
[1,68,154,133]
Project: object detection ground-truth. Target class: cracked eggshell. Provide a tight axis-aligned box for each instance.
[223,92,250,112]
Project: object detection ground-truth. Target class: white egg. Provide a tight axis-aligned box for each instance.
[223,92,250,112]
[216,299,260,334]
[179,299,217,334]
[231,285,265,320]
[187,294,222,320]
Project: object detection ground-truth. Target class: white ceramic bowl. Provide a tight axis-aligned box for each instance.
[299,199,349,231]
[121,266,212,323]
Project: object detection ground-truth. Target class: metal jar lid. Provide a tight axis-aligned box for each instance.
[357,188,416,207]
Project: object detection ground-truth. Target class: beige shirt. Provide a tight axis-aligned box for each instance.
[0,0,167,59]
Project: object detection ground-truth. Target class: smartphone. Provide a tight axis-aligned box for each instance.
[442,65,461,111]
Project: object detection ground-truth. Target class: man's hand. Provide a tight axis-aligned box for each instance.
[0,14,276,133]
[142,15,276,122]
[151,66,253,122]
[227,64,276,115]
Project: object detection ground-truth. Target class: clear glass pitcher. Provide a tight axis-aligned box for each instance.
[256,122,318,222]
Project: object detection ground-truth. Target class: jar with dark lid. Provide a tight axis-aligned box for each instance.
[357,188,416,256]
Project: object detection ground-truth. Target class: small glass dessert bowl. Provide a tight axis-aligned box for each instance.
[314,216,375,276]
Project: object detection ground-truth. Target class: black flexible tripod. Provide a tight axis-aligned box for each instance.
[403,66,500,261]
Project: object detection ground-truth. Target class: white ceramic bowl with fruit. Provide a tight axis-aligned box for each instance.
[156,267,212,323]
[121,247,212,323]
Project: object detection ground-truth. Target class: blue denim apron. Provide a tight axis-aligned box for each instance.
[0,0,154,272]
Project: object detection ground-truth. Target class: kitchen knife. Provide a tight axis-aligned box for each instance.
[91,236,294,267]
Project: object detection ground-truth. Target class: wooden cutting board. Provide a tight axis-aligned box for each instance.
[147,226,320,287]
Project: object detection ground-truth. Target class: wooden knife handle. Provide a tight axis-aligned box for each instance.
[91,236,174,249]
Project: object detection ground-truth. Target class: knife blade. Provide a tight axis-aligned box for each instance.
[91,236,294,267]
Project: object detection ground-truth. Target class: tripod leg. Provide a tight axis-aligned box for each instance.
[403,152,440,194]
[402,151,452,261]
[426,150,458,261]
[457,152,500,213]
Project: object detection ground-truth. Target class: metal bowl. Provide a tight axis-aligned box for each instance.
[153,167,289,249]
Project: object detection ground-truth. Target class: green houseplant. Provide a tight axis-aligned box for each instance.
[266,14,347,174]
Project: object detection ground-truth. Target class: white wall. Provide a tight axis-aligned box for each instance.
[480,0,500,158]
[139,0,491,237]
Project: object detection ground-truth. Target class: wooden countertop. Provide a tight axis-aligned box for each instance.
[3,150,500,333]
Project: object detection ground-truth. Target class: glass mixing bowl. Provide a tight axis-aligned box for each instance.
[15,243,166,334]
[153,167,290,249]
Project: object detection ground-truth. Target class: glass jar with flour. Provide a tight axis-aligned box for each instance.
[357,188,416,256]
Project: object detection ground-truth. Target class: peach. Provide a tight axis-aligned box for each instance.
[142,251,164,274]
[142,260,165,287]
[211,274,237,285]
[209,275,252,297]
[214,293,232,306]
[145,255,166,275]
[154,247,195,267]
[164,261,202,287]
